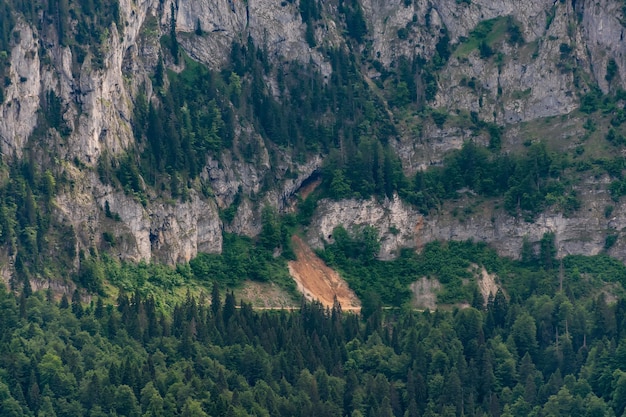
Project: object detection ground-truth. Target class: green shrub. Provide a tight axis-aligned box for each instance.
[431,110,448,128]
[605,234,618,250]
[606,58,618,83]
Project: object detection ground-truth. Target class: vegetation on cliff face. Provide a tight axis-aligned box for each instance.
[1,0,626,278]
[0,0,626,394]
[2,2,626,415]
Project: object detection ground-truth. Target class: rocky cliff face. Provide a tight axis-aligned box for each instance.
[308,195,421,260]
[1,0,626,278]
[309,173,623,262]
[0,22,40,158]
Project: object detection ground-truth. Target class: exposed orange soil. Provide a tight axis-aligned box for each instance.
[299,178,321,200]
[288,236,361,311]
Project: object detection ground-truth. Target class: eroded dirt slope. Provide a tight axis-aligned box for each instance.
[288,236,361,311]
[476,265,500,305]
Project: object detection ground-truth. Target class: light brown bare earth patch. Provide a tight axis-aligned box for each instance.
[473,264,501,305]
[411,265,501,311]
[235,281,299,309]
[411,277,441,311]
[288,236,361,311]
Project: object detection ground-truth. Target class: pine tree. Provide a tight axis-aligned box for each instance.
[95,297,104,319]
[223,291,236,325]
[60,293,69,309]
[169,3,179,65]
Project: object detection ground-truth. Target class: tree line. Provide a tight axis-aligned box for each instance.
[1,270,626,416]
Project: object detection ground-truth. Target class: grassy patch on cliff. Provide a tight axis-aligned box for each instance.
[77,232,299,311]
[453,16,510,59]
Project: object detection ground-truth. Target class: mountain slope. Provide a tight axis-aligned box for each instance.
[0,0,625,291]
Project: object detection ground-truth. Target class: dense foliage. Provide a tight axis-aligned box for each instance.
[1,271,626,417]
[117,58,236,198]
[72,227,298,307]
[319,126,582,220]
[320,226,626,307]
[0,156,76,289]
[399,141,579,218]
[189,231,295,290]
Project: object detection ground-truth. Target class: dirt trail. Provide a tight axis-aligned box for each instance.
[288,236,361,311]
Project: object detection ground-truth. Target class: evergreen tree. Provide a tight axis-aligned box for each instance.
[169,3,179,64]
